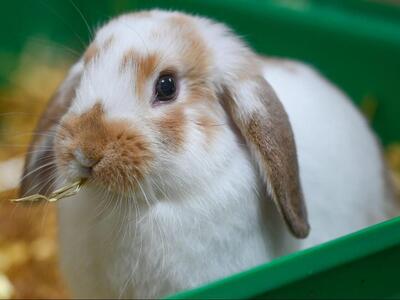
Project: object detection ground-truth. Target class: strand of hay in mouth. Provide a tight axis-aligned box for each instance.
[10,179,86,203]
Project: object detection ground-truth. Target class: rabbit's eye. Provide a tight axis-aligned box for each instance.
[155,74,177,102]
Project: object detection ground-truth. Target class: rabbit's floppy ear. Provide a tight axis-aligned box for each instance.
[20,64,82,197]
[220,70,310,238]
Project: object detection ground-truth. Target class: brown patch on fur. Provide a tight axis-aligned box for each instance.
[221,77,309,238]
[120,49,138,72]
[155,107,186,150]
[56,103,153,191]
[195,114,220,146]
[136,53,159,96]
[63,104,108,163]
[168,14,191,28]
[167,14,212,102]
[83,43,99,65]
[120,50,159,97]
[20,71,82,197]
[186,87,216,107]
[83,36,114,66]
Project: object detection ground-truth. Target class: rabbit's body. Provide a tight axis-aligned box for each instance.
[20,10,395,299]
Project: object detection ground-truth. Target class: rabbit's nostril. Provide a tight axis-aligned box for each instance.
[73,148,100,168]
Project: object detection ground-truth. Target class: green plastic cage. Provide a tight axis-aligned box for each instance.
[1,0,399,298]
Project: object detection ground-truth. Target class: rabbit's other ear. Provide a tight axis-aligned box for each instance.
[221,73,310,238]
[20,65,82,197]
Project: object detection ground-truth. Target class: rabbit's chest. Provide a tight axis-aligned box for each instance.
[57,184,272,298]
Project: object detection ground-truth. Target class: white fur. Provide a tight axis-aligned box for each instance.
[55,11,394,299]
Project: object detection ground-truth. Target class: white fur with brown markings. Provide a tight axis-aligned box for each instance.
[20,10,395,299]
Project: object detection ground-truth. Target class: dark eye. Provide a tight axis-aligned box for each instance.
[155,74,177,102]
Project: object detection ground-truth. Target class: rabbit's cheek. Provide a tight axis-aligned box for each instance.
[92,136,153,190]
[155,106,187,151]
[195,114,220,147]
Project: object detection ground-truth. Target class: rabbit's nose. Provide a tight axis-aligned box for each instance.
[73,148,100,169]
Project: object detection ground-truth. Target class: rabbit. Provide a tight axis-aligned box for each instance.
[19,9,396,299]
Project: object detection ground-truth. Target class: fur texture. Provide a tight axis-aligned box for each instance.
[20,10,395,299]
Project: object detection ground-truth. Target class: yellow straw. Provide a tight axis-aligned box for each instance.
[10,179,86,203]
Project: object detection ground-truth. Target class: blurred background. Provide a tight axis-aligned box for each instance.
[0,0,399,298]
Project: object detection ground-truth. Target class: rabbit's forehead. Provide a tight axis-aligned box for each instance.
[94,12,205,58]
[71,12,213,117]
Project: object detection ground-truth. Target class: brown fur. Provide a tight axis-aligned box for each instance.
[84,36,114,66]
[195,114,220,146]
[221,76,310,238]
[56,103,153,191]
[120,50,159,97]
[83,43,99,65]
[136,53,159,96]
[120,49,138,71]
[120,14,212,102]
[61,104,108,163]
[155,107,186,151]
[167,15,211,101]
[168,14,190,27]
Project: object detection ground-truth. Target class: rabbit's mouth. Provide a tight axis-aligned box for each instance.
[68,146,152,193]
[53,103,154,193]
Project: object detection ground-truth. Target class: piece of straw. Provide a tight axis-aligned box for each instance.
[10,179,86,203]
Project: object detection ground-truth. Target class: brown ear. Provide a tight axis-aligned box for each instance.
[221,75,310,238]
[20,67,81,197]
